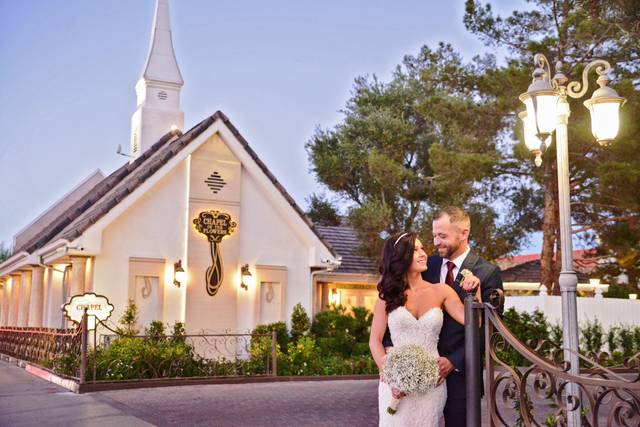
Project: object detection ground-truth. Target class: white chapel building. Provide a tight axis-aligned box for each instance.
[0,0,382,334]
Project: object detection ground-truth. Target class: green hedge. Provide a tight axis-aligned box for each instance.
[83,302,640,380]
[248,303,377,376]
[500,307,640,368]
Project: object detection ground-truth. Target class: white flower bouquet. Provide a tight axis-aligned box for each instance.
[383,344,439,415]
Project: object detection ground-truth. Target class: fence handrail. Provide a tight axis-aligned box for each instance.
[93,317,271,339]
[484,304,640,390]
[99,332,274,338]
[0,326,81,338]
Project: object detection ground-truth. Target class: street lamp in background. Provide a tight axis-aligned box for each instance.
[519,53,626,427]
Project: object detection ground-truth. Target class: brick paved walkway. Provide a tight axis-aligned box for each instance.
[2,360,620,426]
[96,380,380,426]
[1,361,379,426]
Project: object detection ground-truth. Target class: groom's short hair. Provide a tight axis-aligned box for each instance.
[435,206,470,231]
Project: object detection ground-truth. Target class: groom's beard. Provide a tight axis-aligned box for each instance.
[437,243,458,259]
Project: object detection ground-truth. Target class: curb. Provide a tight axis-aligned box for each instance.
[1,355,378,394]
[0,354,80,393]
[78,374,379,393]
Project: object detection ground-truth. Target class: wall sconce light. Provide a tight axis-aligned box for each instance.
[174,260,186,287]
[240,264,252,291]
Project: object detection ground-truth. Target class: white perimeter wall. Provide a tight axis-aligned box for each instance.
[506,295,640,329]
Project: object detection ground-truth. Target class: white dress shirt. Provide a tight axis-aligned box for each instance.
[439,246,471,284]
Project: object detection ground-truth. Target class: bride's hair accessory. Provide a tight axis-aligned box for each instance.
[393,232,409,247]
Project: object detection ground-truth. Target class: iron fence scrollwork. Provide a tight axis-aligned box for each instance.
[84,317,277,383]
[465,290,640,427]
[0,321,83,379]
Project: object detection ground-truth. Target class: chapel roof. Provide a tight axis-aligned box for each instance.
[315,225,377,274]
[15,111,336,258]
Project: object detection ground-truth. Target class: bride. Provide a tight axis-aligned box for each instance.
[369,231,480,427]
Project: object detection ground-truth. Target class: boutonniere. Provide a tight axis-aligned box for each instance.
[459,269,473,281]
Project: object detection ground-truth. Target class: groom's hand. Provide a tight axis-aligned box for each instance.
[437,357,455,385]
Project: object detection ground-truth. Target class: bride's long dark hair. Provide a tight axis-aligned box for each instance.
[377,231,417,314]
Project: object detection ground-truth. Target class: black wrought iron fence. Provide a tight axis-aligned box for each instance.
[0,323,83,379]
[0,314,277,386]
[79,316,277,383]
[465,292,640,427]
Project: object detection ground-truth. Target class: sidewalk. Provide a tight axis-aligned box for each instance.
[0,361,153,427]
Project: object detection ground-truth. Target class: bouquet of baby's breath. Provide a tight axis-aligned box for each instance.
[383,344,439,415]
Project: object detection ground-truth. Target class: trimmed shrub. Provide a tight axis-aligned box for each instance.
[145,320,166,343]
[286,336,318,375]
[116,300,140,336]
[291,303,311,343]
[93,337,200,380]
[252,322,289,353]
[310,304,372,358]
[580,319,604,355]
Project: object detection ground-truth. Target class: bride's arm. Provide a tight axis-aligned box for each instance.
[442,285,466,325]
[442,283,482,325]
[369,297,388,373]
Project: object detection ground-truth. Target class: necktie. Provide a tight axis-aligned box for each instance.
[445,261,456,288]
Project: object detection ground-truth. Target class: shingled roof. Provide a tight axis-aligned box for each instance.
[15,111,336,258]
[315,225,377,274]
[500,259,591,283]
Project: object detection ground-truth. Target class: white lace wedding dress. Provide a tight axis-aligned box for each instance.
[378,306,447,427]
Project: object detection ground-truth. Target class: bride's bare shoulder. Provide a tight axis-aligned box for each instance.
[428,282,456,297]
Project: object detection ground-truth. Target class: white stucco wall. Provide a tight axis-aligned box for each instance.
[92,160,189,328]
[238,168,313,331]
[183,131,328,333]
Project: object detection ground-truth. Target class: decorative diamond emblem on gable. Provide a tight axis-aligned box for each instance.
[204,171,227,194]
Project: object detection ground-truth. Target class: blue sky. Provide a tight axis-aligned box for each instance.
[0,0,540,252]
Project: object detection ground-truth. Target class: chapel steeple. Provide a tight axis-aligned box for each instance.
[130,0,184,159]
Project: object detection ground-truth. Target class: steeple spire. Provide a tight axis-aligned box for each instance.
[142,0,183,85]
[130,0,184,159]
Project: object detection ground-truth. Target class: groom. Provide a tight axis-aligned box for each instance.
[382,206,503,426]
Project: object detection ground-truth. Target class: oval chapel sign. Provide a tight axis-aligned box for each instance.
[63,292,114,330]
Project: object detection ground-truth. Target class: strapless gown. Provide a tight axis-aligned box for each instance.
[378,306,447,427]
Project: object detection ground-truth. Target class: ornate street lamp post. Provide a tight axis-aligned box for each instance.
[519,54,625,426]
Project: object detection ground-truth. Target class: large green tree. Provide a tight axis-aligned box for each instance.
[308,0,639,291]
[464,0,640,291]
[306,44,536,261]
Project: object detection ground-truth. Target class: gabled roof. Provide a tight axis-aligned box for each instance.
[315,225,377,274]
[496,249,598,271]
[500,259,591,283]
[13,169,105,251]
[14,111,336,258]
